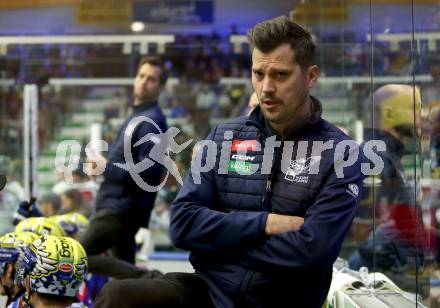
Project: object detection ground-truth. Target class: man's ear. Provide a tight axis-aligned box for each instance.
[307,65,319,89]
[383,106,393,119]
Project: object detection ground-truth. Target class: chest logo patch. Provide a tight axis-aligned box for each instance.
[231,140,258,152]
[228,160,253,174]
[284,158,313,183]
[231,154,255,161]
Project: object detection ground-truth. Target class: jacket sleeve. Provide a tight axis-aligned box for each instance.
[170,127,269,252]
[246,147,363,271]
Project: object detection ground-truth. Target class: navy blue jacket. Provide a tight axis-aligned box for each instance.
[171,97,363,307]
[96,102,167,227]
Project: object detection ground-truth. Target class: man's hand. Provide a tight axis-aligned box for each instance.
[84,150,107,177]
[265,213,304,236]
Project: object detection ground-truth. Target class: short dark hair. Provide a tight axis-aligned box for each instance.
[63,189,84,210]
[40,193,61,212]
[247,16,316,70]
[137,56,168,86]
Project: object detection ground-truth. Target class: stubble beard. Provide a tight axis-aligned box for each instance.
[135,91,157,106]
[263,92,309,128]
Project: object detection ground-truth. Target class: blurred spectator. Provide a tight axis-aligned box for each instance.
[39,192,62,217]
[422,53,440,105]
[2,159,26,201]
[230,88,253,117]
[52,165,99,205]
[430,104,440,179]
[349,84,430,297]
[60,188,91,217]
[105,104,120,121]
[210,58,225,82]
[196,84,216,110]
[218,87,231,108]
[387,52,411,75]
[173,75,194,114]
[149,203,170,249]
[422,54,440,180]
[0,189,17,234]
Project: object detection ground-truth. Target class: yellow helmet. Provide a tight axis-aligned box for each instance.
[49,213,89,238]
[0,232,38,249]
[0,232,38,284]
[15,217,65,237]
[28,235,88,297]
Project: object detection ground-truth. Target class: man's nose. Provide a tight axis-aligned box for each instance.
[262,78,275,95]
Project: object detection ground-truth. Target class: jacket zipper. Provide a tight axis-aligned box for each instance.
[261,177,272,209]
[266,180,272,191]
[262,143,282,211]
[247,117,277,212]
[267,139,287,212]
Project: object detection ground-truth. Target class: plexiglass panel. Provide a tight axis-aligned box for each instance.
[0,82,24,234]
[0,2,439,305]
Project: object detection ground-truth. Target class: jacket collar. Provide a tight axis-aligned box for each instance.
[132,101,158,113]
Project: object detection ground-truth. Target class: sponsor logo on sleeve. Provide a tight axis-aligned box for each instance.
[346,183,359,198]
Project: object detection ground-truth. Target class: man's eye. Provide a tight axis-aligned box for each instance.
[276,72,286,79]
[254,71,263,78]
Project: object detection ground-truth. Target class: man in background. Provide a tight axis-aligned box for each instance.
[349,84,430,297]
[81,56,168,270]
